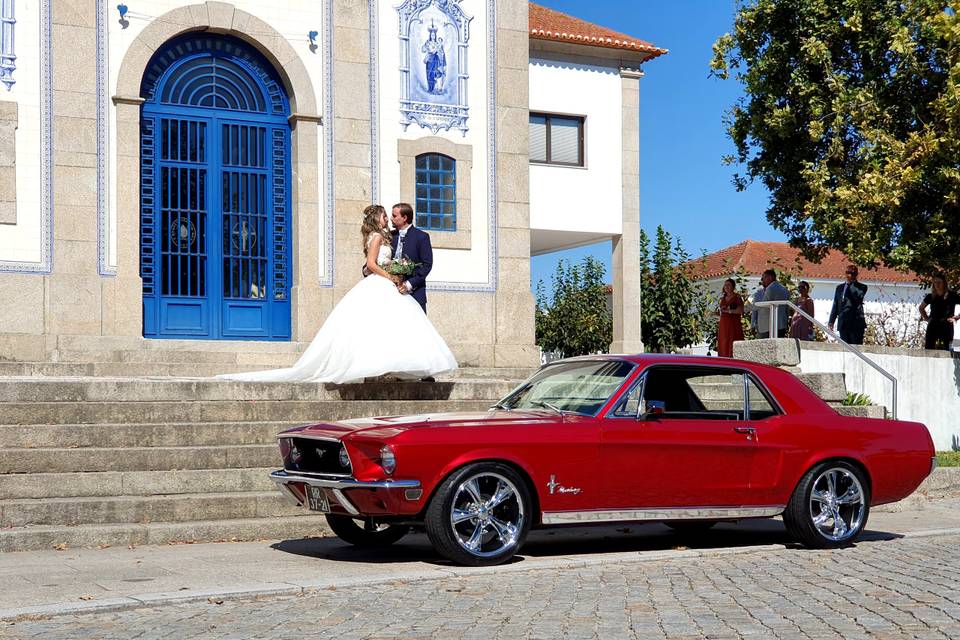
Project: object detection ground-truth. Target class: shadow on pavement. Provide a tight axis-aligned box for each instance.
[271,518,904,566]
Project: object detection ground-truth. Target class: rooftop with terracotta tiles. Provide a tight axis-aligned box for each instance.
[688,240,919,284]
[529,3,667,59]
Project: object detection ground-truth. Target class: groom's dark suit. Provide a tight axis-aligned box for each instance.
[391,225,433,313]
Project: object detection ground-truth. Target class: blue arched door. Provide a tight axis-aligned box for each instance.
[140,35,291,340]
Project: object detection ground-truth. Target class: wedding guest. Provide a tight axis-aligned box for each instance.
[828,265,867,345]
[789,281,815,341]
[756,269,789,338]
[919,272,960,351]
[716,278,744,358]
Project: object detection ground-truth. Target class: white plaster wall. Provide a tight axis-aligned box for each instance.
[0,0,45,265]
[376,0,489,285]
[797,345,959,451]
[528,57,622,237]
[106,0,326,277]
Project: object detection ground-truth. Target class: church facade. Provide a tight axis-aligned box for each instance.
[0,0,663,366]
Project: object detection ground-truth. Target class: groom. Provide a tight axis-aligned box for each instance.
[390,202,433,314]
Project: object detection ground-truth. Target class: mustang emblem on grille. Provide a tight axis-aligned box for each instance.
[547,474,581,495]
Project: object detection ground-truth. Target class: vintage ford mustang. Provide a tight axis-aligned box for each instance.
[270,355,936,566]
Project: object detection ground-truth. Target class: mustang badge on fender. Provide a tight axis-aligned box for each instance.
[547,474,581,495]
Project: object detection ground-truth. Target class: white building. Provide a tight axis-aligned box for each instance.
[0,1,664,365]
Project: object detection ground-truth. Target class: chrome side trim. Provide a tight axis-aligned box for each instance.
[541,505,785,525]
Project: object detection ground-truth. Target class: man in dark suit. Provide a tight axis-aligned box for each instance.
[828,265,868,345]
[390,202,433,314]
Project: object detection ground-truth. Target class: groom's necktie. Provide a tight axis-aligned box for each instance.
[395,230,406,259]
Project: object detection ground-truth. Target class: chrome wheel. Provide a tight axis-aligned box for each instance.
[808,466,866,542]
[449,472,525,559]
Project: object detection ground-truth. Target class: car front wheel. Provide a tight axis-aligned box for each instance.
[325,514,409,548]
[783,461,870,548]
[425,462,531,566]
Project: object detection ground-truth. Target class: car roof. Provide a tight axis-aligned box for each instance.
[554,353,774,371]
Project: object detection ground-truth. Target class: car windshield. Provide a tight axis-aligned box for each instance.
[497,360,635,416]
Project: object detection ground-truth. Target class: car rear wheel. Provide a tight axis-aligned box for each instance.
[325,514,409,548]
[425,462,531,566]
[784,461,870,548]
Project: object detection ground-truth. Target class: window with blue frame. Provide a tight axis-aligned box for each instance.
[415,153,456,231]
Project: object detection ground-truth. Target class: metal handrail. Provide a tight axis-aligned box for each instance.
[752,300,897,419]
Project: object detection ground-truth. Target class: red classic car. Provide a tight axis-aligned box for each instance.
[270,354,936,566]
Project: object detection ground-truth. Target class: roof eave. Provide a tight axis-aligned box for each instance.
[529,36,664,67]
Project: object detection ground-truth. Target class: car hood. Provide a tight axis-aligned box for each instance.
[281,410,563,440]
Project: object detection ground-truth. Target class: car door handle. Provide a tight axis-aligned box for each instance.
[734,426,757,440]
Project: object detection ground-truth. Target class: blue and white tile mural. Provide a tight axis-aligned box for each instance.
[396,0,472,135]
[0,0,15,90]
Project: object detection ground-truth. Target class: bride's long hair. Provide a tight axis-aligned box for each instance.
[360,205,391,256]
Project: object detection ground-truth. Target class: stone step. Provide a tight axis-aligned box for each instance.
[0,361,536,379]
[0,467,277,500]
[0,361,291,378]
[0,444,281,473]
[0,378,515,403]
[833,404,888,419]
[52,334,310,355]
[0,491,298,527]
[796,372,847,403]
[0,398,494,425]
[0,421,301,449]
[0,514,331,553]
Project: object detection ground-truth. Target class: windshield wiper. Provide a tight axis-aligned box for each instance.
[489,399,512,412]
[530,400,571,416]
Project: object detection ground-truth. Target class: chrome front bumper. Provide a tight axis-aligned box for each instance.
[269,469,421,516]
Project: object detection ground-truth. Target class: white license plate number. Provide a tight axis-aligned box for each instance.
[306,485,330,512]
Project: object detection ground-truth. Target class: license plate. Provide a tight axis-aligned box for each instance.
[306,485,330,512]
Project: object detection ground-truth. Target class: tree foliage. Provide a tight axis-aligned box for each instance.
[712,0,960,278]
[640,227,710,352]
[535,256,612,357]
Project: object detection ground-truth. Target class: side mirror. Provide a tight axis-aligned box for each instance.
[641,400,666,420]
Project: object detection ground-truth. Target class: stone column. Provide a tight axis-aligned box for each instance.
[493,0,538,368]
[610,67,644,354]
[330,0,372,313]
[104,98,146,336]
[0,101,16,224]
[49,2,103,335]
[288,114,325,341]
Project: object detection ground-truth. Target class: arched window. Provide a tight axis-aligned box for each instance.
[415,153,456,231]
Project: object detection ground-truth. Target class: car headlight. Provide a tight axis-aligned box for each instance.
[380,445,396,475]
[339,446,352,470]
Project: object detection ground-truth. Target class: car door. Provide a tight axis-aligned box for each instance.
[600,365,758,509]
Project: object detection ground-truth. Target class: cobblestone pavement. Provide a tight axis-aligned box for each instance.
[3,533,959,640]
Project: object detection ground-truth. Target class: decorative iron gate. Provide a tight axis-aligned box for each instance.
[140,35,291,340]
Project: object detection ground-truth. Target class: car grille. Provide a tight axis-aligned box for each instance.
[281,437,350,476]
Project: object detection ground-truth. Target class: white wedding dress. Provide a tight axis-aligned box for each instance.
[218,240,457,383]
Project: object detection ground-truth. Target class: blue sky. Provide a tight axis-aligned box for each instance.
[529,0,787,295]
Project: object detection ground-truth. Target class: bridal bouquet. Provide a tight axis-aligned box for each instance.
[384,257,420,277]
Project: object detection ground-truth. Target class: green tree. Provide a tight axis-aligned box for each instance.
[535,256,612,357]
[712,0,960,278]
[640,226,710,352]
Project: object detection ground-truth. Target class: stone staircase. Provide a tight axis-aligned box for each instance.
[733,339,887,419]
[0,340,533,551]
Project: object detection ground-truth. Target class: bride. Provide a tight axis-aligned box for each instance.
[219,205,457,383]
